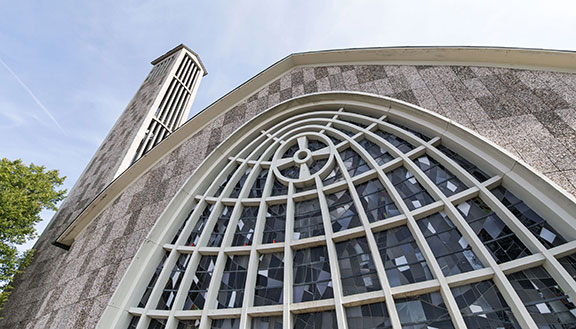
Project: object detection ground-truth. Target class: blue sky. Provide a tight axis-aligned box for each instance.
[1,0,575,249]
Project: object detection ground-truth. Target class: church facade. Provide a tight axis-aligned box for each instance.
[2,45,576,329]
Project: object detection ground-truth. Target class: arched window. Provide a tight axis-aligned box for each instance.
[101,93,576,329]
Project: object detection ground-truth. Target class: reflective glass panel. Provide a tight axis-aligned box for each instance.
[437,145,490,182]
[415,155,468,197]
[232,206,258,246]
[208,206,234,247]
[254,253,284,306]
[184,255,216,310]
[395,291,454,328]
[158,253,192,309]
[139,252,168,307]
[262,204,286,244]
[293,310,337,329]
[294,198,324,240]
[336,237,381,295]
[355,178,400,221]
[217,255,249,308]
[293,246,333,302]
[386,167,434,210]
[346,302,392,329]
[326,189,362,232]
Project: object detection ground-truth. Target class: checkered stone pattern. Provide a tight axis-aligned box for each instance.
[2,63,576,329]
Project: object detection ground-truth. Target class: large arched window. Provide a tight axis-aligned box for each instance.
[100,93,576,329]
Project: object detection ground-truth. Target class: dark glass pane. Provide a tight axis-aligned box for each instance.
[172,205,196,244]
[327,189,362,232]
[293,246,333,302]
[418,211,483,276]
[340,148,371,177]
[323,164,343,186]
[374,130,414,153]
[457,198,531,263]
[262,204,286,244]
[254,253,284,306]
[328,135,342,145]
[336,237,381,295]
[559,254,576,280]
[249,169,269,198]
[252,316,282,329]
[374,225,433,286]
[215,165,238,197]
[139,252,168,307]
[341,118,368,129]
[508,266,576,327]
[308,158,327,175]
[335,126,357,137]
[389,122,431,142]
[308,139,327,151]
[232,206,258,246]
[355,178,400,222]
[211,318,240,329]
[186,204,213,247]
[452,280,521,328]
[491,186,567,248]
[294,198,324,240]
[184,255,216,310]
[208,206,234,247]
[280,165,299,179]
[271,176,288,196]
[358,138,394,166]
[346,302,392,329]
[437,145,490,182]
[229,168,251,198]
[283,144,299,158]
[177,320,200,329]
[127,316,139,329]
[148,319,167,329]
[157,253,192,309]
[395,291,454,328]
[415,155,468,197]
[217,255,249,308]
[387,166,434,210]
[293,310,337,329]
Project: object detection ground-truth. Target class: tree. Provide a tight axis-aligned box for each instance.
[0,158,66,311]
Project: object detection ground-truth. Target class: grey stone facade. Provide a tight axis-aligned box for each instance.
[2,63,576,328]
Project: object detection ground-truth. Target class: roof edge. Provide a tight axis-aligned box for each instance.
[151,43,208,75]
[55,46,576,247]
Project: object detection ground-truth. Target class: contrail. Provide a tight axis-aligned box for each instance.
[0,55,64,131]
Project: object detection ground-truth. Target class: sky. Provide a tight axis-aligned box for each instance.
[1,0,575,250]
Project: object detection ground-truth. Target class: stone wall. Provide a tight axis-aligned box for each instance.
[2,63,576,328]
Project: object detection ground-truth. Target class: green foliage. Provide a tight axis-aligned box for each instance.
[0,158,66,312]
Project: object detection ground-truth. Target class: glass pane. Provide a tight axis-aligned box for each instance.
[293,246,333,302]
[559,254,576,280]
[336,237,381,295]
[232,206,258,246]
[415,155,468,197]
[262,204,286,244]
[148,319,167,329]
[355,178,400,222]
[229,168,251,198]
[457,197,531,263]
[326,189,362,232]
[186,204,213,247]
[208,206,234,247]
[127,316,139,329]
[418,211,483,276]
[323,164,344,186]
[139,252,168,307]
[271,175,288,196]
[215,165,238,197]
[252,316,283,329]
[395,291,454,328]
[452,280,520,328]
[388,122,431,141]
[437,145,490,182]
[184,255,216,310]
[386,166,434,210]
[340,147,371,177]
[217,255,249,308]
[374,225,433,286]
[177,320,200,329]
[249,168,269,198]
[508,266,576,327]
[358,138,394,166]
[374,130,414,153]
[294,198,324,240]
[491,186,567,248]
[211,318,240,329]
[254,253,284,306]
[172,205,196,244]
[293,310,337,329]
[346,302,392,329]
[157,253,192,309]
